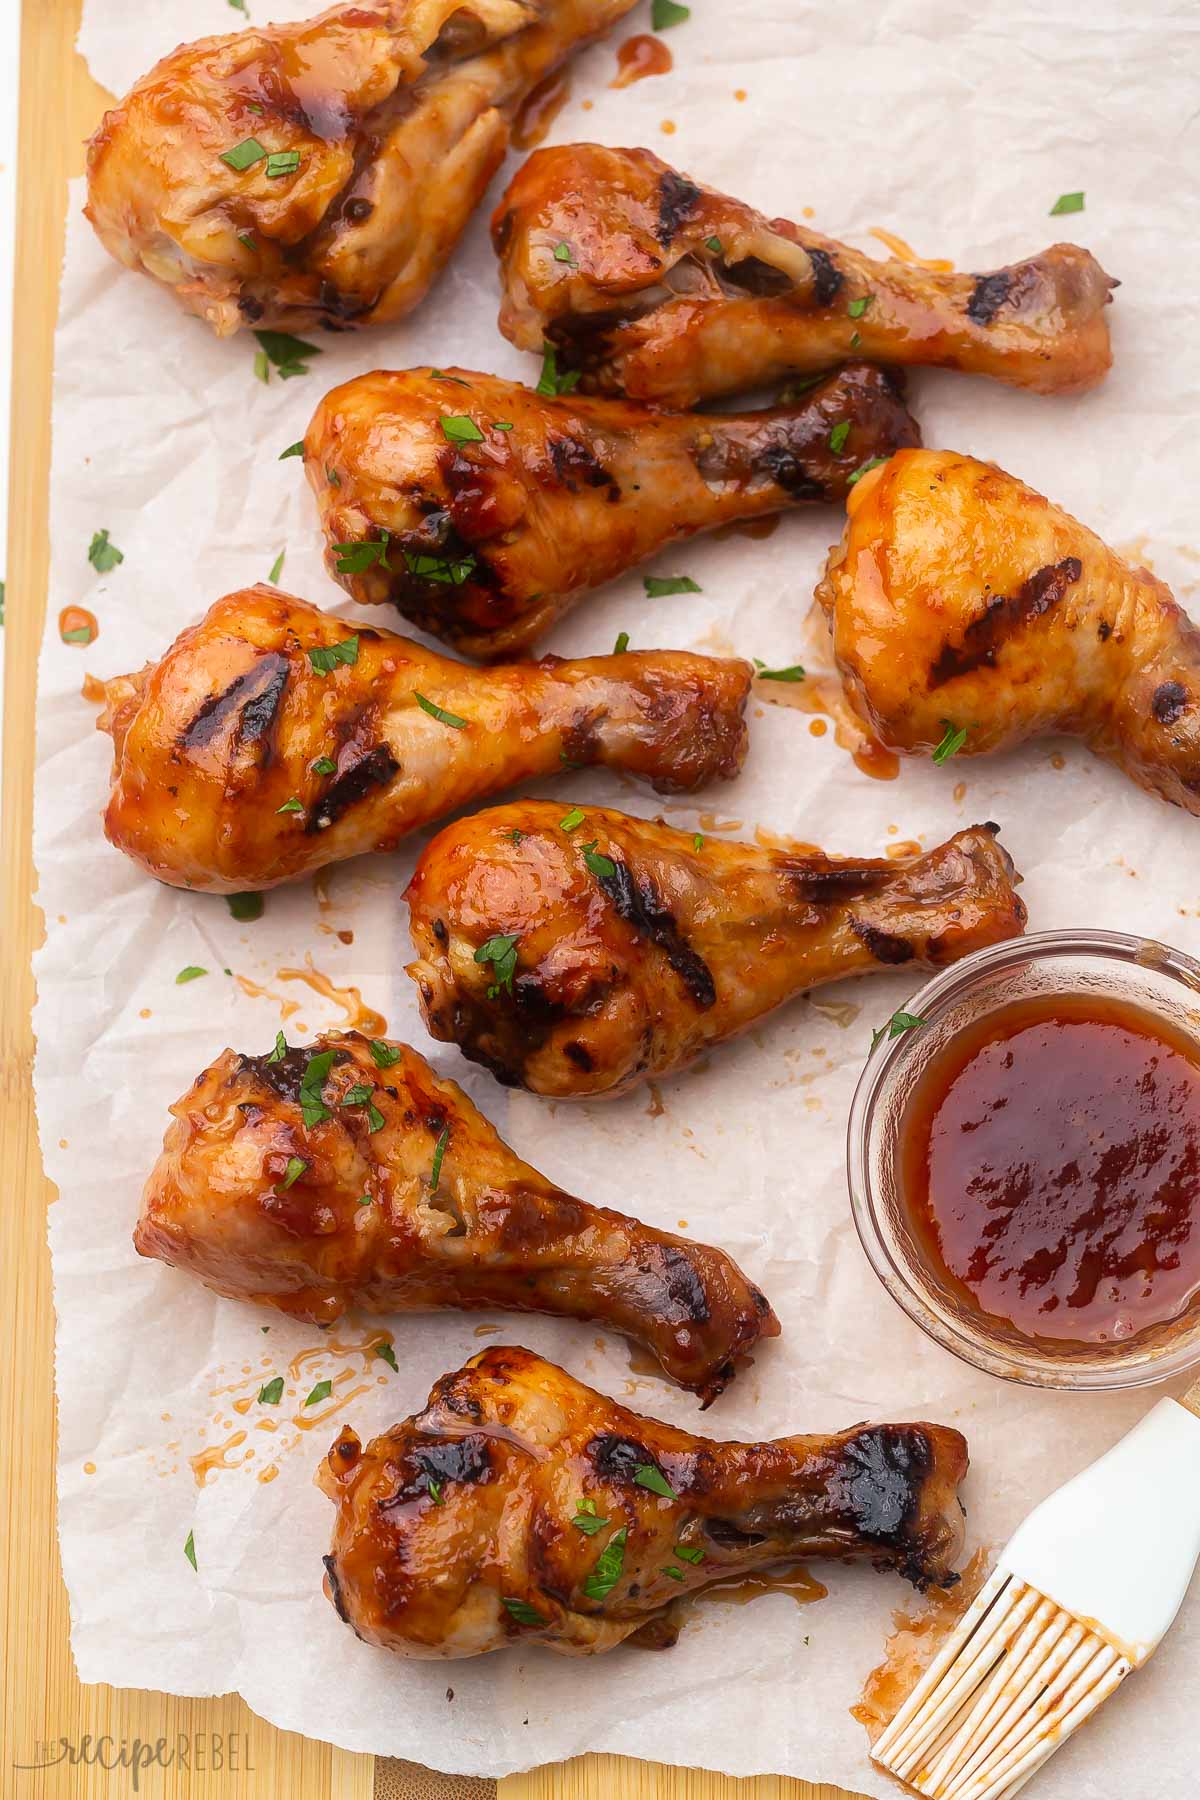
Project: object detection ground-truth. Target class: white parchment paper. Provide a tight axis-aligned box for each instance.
[35,0,1200,1789]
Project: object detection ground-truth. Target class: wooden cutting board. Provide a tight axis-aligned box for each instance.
[0,5,863,1795]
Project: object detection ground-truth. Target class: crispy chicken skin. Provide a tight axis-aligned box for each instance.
[405,801,1027,1097]
[817,449,1200,815]
[136,1034,774,1401]
[85,0,638,337]
[304,361,920,659]
[319,1345,970,1658]
[492,145,1117,408]
[99,586,751,892]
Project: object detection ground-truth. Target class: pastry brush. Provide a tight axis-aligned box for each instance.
[870,1378,1200,1798]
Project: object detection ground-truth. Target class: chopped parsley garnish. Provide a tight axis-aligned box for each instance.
[298,1049,338,1128]
[553,241,575,263]
[430,1124,450,1194]
[1050,191,1084,215]
[870,1009,928,1054]
[693,833,704,852]
[268,1030,288,1062]
[258,1377,285,1405]
[440,415,484,444]
[312,755,337,776]
[333,536,390,575]
[226,891,264,921]
[581,843,616,879]
[753,659,805,682]
[278,1155,307,1189]
[475,932,520,998]
[304,1380,333,1407]
[504,827,524,843]
[634,1463,676,1499]
[307,635,359,675]
[228,0,249,14]
[427,1476,443,1503]
[357,1194,372,1206]
[613,631,630,654]
[705,235,722,253]
[430,369,469,385]
[414,691,468,729]
[183,1531,197,1570]
[674,1543,704,1564]
[932,721,968,764]
[403,548,477,586]
[340,1083,374,1107]
[662,1565,685,1581]
[276,796,302,815]
[175,965,207,984]
[61,625,92,645]
[828,420,850,454]
[367,1100,385,1133]
[502,1597,545,1626]
[253,328,320,381]
[88,528,123,573]
[493,420,515,431]
[279,440,305,460]
[220,137,267,172]
[268,548,285,584]
[847,295,873,319]
[369,1039,402,1068]
[375,1342,399,1372]
[559,807,585,832]
[644,575,700,597]
[847,455,888,486]
[850,330,861,350]
[265,150,301,179]
[572,1499,610,1536]
[652,0,691,25]
[254,350,270,383]
[536,342,580,398]
[583,1526,628,1602]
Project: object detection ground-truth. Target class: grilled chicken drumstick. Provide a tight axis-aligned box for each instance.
[85,0,638,337]
[319,1344,970,1657]
[492,144,1117,407]
[305,361,919,659]
[406,801,1027,1097]
[137,1034,776,1402]
[100,587,751,892]
[817,449,1200,815]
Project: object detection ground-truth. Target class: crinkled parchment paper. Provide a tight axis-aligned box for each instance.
[34,0,1200,1789]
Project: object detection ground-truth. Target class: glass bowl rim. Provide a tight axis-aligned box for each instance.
[847,927,1200,1391]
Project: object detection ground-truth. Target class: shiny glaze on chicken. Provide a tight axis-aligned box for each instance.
[137,1035,774,1400]
[817,449,1200,815]
[405,801,1027,1097]
[100,586,751,891]
[304,361,919,658]
[492,144,1117,407]
[85,0,638,337]
[319,1345,970,1657]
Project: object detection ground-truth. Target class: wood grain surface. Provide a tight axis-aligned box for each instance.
[0,5,862,1797]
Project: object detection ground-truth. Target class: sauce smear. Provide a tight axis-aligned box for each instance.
[512,71,571,149]
[611,34,673,87]
[902,995,1200,1345]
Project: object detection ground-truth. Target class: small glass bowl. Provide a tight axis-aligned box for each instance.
[847,929,1200,1390]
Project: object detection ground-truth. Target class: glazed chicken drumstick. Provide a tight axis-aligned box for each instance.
[320,1345,970,1657]
[492,144,1117,407]
[817,449,1200,816]
[406,801,1027,1097]
[137,1034,776,1402]
[85,0,638,337]
[305,361,919,658]
[100,587,752,891]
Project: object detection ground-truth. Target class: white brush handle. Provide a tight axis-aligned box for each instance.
[1004,1395,1200,1664]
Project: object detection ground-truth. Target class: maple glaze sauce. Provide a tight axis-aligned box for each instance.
[611,34,673,87]
[512,70,571,149]
[901,995,1200,1346]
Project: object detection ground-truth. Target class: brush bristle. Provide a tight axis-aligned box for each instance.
[872,1569,1132,1799]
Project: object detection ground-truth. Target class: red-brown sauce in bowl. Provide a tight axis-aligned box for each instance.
[902,994,1200,1346]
